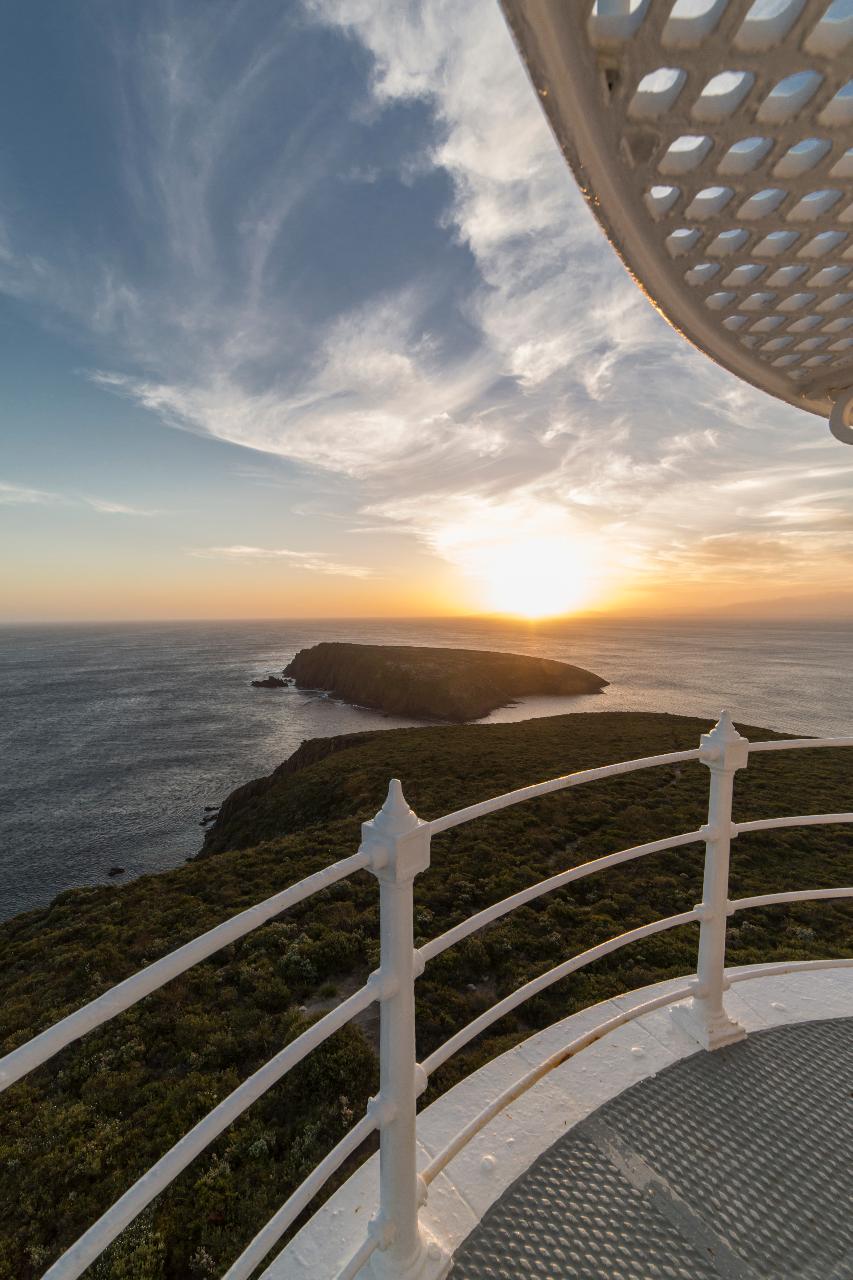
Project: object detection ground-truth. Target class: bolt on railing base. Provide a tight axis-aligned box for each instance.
[364,1230,449,1280]
[671,997,746,1052]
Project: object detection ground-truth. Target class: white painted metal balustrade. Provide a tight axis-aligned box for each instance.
[2,712,852,1279]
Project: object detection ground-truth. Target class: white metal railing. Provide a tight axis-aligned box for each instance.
[2,711,852,1280]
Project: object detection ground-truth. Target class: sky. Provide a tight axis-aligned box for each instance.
[1,0,852,623]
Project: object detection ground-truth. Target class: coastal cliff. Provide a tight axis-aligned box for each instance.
[3,712,850,1280]
[283,642,608,721]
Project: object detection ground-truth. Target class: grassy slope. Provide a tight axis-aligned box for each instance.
[1,712,851,1279]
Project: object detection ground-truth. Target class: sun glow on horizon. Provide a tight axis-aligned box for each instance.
[477,535,598,618]
[425,498,607,621]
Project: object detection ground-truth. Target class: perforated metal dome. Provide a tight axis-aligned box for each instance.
[500,0,853,443]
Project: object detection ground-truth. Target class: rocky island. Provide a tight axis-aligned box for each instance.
[283,641,608,721]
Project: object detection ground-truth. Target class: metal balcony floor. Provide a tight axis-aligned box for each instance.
[450,1017,853,1280]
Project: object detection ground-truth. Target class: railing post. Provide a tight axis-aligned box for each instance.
[361,780,440,1279]
[674,711,748,1051]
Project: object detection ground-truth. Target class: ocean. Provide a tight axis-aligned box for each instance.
[1,616,850,920]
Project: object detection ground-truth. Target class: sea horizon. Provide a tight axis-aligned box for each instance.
[2,614,851,921]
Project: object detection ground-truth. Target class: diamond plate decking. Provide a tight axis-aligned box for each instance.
[450,1017,853,1280]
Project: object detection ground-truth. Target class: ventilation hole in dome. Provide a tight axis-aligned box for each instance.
[738,188,787,219]
[685,186,734,218]
[742,291,776,309]
[802,354,832,365]
[717,136,773,175]
[762,336,794,351]
[707,228,749,255]
[757,70,823,124]
[644,184,681,217]
[828,337,853,351]
[822,315,853,331]
[723,264,765,286]
[798,230,846,257]
[805,0,853,57]
[817,291,853,311]
[773,138,832,178]
[818,78,853,127]
[794,337,829,351]
[754,230,800,255]
[829,147,853,179]
[750,315,785,331]
[692,70,755,122]
[685,262,720,285]
[663,0,728,47]
[666,227,701,255]
[807,265,851,287]
[629,67,688,119]
[767,264,808,287]
[658,134,713,174]
[787,188,843,220]
[706,291,737,309]
[772,353,802,365]
[736,0,806,52]
[588,0,651,46]
[723,314,748,329]
[787,314,823,331]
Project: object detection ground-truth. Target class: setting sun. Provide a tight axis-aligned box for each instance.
[475,536,598,618]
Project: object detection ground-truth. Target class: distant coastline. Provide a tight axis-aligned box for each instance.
[1,616,851,919]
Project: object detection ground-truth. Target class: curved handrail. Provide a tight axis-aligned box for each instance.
[726,957,853,983]
[420,982,694,1189]
[42,980,381,1280]
[748,736,853,753]
[733,812,853,836]
[13,726,852,1280]
[421,909,699,1077]
[222,1104,386,1280]
[730,887,853,913]
[424,748,701,835]
[0,848,370,1094]
[419,951,853,1193]
[338,1233,382,1280]
[419,827,708,963]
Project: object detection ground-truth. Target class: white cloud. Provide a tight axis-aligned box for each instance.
[4,0,851,603]
[0,482,60,506]
[189,545,374,578]
[0,481,155,516]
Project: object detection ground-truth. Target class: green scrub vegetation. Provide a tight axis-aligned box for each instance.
[1,712,850,1279]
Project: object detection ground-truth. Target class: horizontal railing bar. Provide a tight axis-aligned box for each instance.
[42,982,380,1280]
[0,850,370,1095]
[731,887,853,912]
[424,749,701,835]
[222,1108,381,1280]
[748,737,853,754]
[420,910,699,1077]
[419,828,708,964]
[733,813,853,836]
[338,1233,382,1280]
[727,957,853,983]
[419,951,853,1191]
[420,982,694,1188]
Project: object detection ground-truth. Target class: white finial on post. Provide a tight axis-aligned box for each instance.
[674,711,748,1051]
[376,778,420,836]
[362,781,441,1278]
